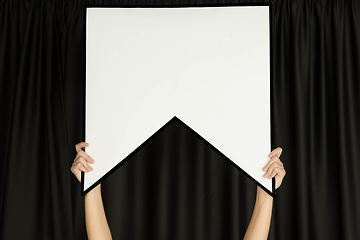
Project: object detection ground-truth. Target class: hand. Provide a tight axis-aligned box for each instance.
[70,142,95,182]
[262,147,286,190]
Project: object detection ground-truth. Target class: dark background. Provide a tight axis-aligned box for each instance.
[1,0,360,239]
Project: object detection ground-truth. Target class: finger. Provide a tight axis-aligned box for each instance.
[269,166,286,180]
[71,162,85,174]
[75,162,89,174]
[71,157,82,171]
[75,142,89,153]
[262,156,282,172]
[76,150,95,164]
[264,161,283,178]
[268,147,282,159]
[76,156,93,172]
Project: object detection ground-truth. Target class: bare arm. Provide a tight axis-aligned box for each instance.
[85,184,112,240]
[243,187,273,240]
[243,147,286,240]
[71,142,113,240]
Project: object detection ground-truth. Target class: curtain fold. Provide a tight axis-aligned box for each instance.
[0,1,82,239]
[272,1,360,239]
[1,0,360,239]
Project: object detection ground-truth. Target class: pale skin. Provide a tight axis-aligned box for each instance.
[71,142,286,240]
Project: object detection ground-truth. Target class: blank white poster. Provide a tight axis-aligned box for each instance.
[85,6,272,195]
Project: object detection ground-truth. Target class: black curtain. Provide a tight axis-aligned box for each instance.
[1,0,360,239]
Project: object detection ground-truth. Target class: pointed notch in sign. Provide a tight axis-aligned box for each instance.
[82,116,275,197]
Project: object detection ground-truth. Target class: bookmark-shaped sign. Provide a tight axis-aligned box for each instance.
[84,5,274,196]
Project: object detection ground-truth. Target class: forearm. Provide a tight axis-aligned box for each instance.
[243,186,273,240]
[85,184,113,240]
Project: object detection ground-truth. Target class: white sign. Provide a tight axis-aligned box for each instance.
[84,6,273,196]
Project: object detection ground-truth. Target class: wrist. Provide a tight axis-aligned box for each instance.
[256,186,273,204]
[85,184,102,198]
